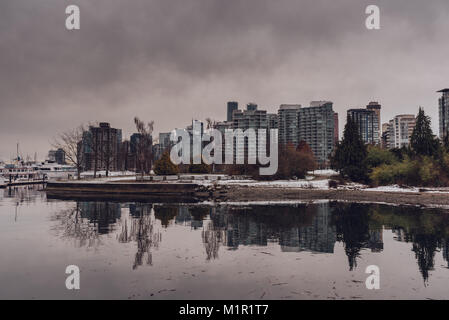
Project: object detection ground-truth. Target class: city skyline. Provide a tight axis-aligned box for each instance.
[2,0,449,160]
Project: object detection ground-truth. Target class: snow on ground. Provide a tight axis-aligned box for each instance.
[365,185,449,194]
[209,179,331,189]
[307,169,339,176]
[80,171,135,178]
[58,171,449,194]
[364,185,420,193]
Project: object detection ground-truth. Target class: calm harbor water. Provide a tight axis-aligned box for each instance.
[0,186,448,300]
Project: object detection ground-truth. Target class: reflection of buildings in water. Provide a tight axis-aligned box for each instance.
[175,206,210,229]
[392,228,412,242]
[225,217,268,249]
[78,202,121,234]
[443,240,449,268]
[175,207,192,225]
[208,203,336,254]
[129,203,152,218]
[279,203,336,253]
[368,229,384,252]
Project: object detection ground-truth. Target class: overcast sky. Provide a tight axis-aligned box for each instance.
[1,0,449,161]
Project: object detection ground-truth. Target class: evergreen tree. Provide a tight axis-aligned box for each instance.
[410,107,439,157]
[189,162,211,174]
[331,114,368,182]
[154,151,179,175]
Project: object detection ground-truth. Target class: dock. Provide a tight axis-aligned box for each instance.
[1,180,46,188]
[44,180,222,202]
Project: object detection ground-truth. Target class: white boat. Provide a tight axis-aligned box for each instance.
[38,162,77,180]
[0,164,42,184]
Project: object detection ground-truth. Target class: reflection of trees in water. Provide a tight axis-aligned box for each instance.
[118,204,161,270]
[51,202,102,248]
[202,220,225,261]
[368,205,449,283]
[331,203,372,271]
[154,206,178,228]
[51,199,449,281]
[412,234,439,283]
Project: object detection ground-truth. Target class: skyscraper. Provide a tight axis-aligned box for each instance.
[232,105,268,162]
[299,101,335,164]
[278,104,301,146]
[367,101,381,141]
[333,112,339,146]
[347,107,380,145]
[384,115,416,149]
[267,113,279,130]
[227,101,238,122]
[438,89,449,139]
[82,122,123,172]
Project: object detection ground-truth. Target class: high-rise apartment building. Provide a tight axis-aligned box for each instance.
[278,104,301,146]
[267,113,279,130]
[82,122,123,172]
[232,104,268,162]
[367,101,381,141]
[384,115,416,149]
[227,101,238,122]
[299,101,335,164]
[438,89,449,139]
[333,112,339,146]
[347,107,380,145]
[48,148,66,164]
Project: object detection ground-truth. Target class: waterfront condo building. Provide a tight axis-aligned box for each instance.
[47,148,66,165]
[384,114,416,149]
[366,101,382,143]
[227,101,238,122]
[333,112,339,146]
[82,122,123,172]
[438,89,449,139]
[347,107,380,145]
[381,123,390,149]
[278,104,301,146]
[299,101,335,165]
[267,113,279,130]
[232,104,268,162]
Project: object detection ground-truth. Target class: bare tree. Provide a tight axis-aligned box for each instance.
[134,117,154,178]
[205,117,217,130]
[52,125,86,180]
[102,129,114,177]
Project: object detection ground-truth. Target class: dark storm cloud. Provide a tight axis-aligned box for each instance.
[1,0,449,159]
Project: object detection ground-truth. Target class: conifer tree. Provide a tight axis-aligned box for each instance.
[331,114,368,182]
[154,151,179,175]
[410,107,439,157]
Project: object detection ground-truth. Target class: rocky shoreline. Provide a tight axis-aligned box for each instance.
[223,186,449,207]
